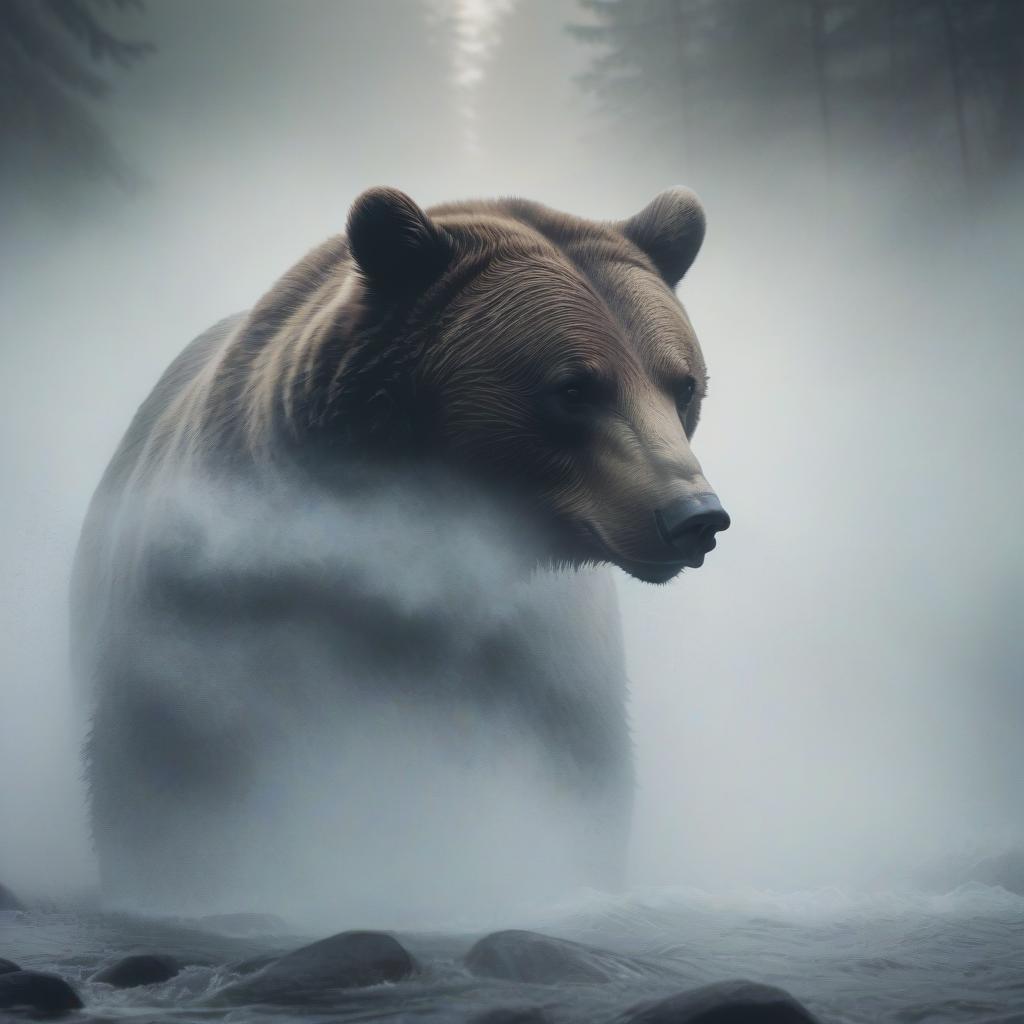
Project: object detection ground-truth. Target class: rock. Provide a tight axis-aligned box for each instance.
[0,883,24,912]
[620,980,821,1023]
[472,1010,552,1024]
[966,848,1024,895]
[0,958,20,976]
[92,954,180,988]
[465,929,644,985]
[0,970,83,1014]
[198,911,287,935]
[228,952,282,976]
[215,930,414,1004]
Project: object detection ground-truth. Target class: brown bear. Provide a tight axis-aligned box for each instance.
[72,187,729,918]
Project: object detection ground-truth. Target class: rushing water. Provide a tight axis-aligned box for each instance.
[2,884,1023,1022]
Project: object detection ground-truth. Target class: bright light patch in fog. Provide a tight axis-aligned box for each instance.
[429,0,518,157]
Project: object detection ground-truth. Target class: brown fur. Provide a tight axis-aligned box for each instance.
[114,189,717,582]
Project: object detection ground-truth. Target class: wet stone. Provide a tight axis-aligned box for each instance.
[214,929,414,1004]
[965,848,1024,895]
[92,953,180,989]
[0,882,24,912]
[228,952,282,976]
[0,970,83,1014]
[465,929,640,985]
[472,1009,553,1024]
[620,980,821,1024]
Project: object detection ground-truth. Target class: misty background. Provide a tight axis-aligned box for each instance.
[1,0,1022,903]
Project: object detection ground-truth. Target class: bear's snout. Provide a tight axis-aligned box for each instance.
[655,492,731,568]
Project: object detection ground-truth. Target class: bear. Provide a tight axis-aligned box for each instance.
[71,187,729,918]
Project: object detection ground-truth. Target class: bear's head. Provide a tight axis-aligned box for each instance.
[326,187,729,584]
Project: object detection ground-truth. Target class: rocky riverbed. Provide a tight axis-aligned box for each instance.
[1,882,1022,1022]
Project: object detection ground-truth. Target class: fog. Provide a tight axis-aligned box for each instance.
[1,0,1022,911]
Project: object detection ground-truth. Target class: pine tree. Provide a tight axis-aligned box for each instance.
[0,0,153,193]
[571,0,1024,197]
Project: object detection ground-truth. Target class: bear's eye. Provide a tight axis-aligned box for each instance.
[554,376,603,410]
[675,377,697,414]
[543,374,612,444]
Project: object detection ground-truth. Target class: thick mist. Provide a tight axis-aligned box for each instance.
[1,0,1021,914]
[75,465,628,926]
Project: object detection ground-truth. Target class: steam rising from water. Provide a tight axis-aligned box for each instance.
[78,471,627,925]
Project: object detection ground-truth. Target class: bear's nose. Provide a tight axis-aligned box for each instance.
[655,493,731,558]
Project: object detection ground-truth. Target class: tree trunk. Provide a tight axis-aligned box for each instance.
[939,0,973,197]
[669,0,690,175]
[809,0,832,178]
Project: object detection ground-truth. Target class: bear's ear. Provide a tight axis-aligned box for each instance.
[618,187,706,288]
[346,187,453,291]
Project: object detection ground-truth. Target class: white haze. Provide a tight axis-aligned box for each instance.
[77,470,624,927]
[1,0,1022,914]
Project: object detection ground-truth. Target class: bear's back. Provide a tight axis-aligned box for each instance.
[70,314,243,678]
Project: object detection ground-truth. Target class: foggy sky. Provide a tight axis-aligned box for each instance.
[1,0,1022,901]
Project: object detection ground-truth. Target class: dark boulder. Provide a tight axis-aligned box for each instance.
[92,954,180,988]
[228,952,282,976]
[214,930,414,1004]
[0,970,83,1014]
[472,1010,552,1024]
[0,958,20,975]
[0,882,24,912]
[620,980,821,1023]
[966,848,1024,895]
[465,929,646,985]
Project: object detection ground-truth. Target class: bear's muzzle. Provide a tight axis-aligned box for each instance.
[655,492,731,568]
